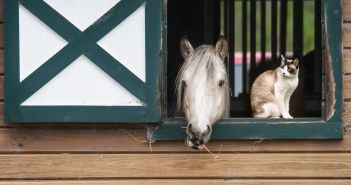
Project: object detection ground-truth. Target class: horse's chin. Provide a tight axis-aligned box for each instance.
[186,138,204,150]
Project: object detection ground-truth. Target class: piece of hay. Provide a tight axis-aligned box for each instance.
[345,125,351,134]
[122,129,153,152]
[203,144,222,160]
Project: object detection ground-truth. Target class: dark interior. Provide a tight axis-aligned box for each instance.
[167,0,322,118]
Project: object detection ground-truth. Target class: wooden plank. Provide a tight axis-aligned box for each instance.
[0,127,350,153]
[0,180,223,185]
[0,0,3,22]
[344,75,351,99]
[0,50,3,73]
[0,76,2,100]
[0,24,2,48]
[344,23,351,48]
[344,101,351,125]
[0,180,350,185]
[344,0,351,22]
[344,49,351,73]
[0,153,350,178]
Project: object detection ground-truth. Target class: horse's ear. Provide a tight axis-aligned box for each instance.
[180,37,194,60]
[293,58,299,66]
[215,36,228,60]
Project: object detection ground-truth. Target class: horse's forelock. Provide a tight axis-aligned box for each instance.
[175,45,229,116]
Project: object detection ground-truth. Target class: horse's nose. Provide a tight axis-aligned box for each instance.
[199,140,204,145]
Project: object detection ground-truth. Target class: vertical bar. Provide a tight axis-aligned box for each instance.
[261,0,266,63]
[250,0,256,87]
[293,0,303,59]
[242,0,248,93]
[223,0,229,82]
[280,0,287,56]
[228,0,235,95]
[314,0,322,94]
[271,0,277,63]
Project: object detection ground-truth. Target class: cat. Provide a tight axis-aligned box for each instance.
[250,55,299,118]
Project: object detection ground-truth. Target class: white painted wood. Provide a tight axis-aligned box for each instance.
[22,55,143,106]
[19,4,68,82]
[98,4,146,82]
[43,0,121,31]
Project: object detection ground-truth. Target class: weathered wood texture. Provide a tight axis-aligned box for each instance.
[0,180,350,185]
[0,154,350,178]
[344,49,351,73]
[345,0,351,22]
[0,128,351,153]
[0,1,349,184]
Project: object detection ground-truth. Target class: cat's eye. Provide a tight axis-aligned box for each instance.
[219,80,225,87]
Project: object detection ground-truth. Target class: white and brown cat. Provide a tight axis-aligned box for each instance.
[251,55,299,118]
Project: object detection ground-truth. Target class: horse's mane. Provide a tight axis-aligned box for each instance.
[175,45,228,114]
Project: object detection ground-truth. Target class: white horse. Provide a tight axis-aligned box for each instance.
[176,37,230,150]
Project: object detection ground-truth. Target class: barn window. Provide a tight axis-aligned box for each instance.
[149,0,343,140]
[3,0,343,140]
[4,0,163,122]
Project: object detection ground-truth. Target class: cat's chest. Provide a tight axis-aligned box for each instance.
[274,78,298,93]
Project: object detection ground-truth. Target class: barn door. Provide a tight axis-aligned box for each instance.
[4,0,162,122]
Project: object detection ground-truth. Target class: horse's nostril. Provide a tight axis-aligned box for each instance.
[206,125,212,134]
[199,140,204,145]
[188,124,192,130]
[191,137,198,143]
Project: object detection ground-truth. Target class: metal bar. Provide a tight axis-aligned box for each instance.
[280,0,287,56]
[250,0,256,87]
[271,0,277,63]
[293,0,303,59]
[242,0,248,93]
[314,0,322,94]
[228,0,235,95]
[261,0,266,63]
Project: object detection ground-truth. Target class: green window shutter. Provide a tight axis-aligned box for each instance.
[4,0,162,122]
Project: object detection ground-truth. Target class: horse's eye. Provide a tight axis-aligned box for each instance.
[182,80,187,87]
[219,80,225,87]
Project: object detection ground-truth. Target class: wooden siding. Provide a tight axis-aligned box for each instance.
[0,0,350,184]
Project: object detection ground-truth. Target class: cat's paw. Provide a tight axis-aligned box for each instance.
[282,114,293,119]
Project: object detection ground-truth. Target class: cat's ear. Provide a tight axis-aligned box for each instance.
[281,55,286,65]
[293,58,299,66]
[180,36,194,60]
[215,36,228,60]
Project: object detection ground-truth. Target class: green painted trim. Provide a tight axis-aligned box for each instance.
[5,0,162,122]
[19,37,88,103]
[84,45,145,101]
[149,121,343,140]
[19,0,145,102]
[20,0,145,102]
[4,0,21,121]
[152,0,344,140]
[18,106,145,123]
[145,0,163,122]
[324,0,343,122]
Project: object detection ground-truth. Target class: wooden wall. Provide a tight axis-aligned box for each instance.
[0,1,350,184]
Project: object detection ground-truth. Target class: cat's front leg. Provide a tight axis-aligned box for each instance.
[284,94,293,118]
[276,94,293,119]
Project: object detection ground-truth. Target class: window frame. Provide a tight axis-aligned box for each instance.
[149,0,344,141]
[4,0,163,123]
